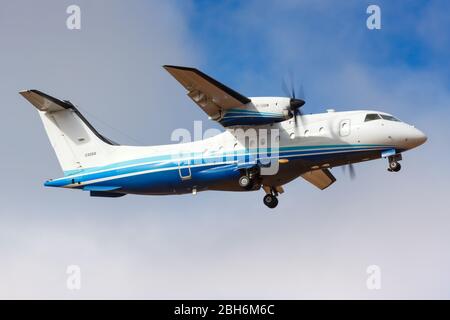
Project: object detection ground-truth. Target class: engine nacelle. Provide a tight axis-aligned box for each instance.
[219,97,293,126]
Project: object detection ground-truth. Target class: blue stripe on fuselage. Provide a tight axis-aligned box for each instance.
[48,144,392,189]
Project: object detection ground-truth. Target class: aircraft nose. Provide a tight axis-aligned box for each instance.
[408,127,427,148]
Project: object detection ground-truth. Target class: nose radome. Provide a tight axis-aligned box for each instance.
[409,127,427,148]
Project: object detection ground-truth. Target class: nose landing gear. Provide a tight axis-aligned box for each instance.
[388,160,401,172]
[387,155,402,172]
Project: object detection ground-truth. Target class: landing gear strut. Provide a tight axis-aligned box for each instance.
[387,155,402,172]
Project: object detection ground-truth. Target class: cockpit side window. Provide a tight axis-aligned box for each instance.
[380,114,401,122]
[364,113,381,122]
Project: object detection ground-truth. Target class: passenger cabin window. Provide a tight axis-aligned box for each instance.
[380,114,401,122]
[364,113,381,122]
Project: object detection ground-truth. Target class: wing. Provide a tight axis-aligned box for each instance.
[301,169,336,190]
[164,65,251,122]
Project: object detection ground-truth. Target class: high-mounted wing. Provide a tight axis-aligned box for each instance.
[301,169,336,190]
[164,65,251,122]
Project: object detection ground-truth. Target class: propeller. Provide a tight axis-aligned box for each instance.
[342,163,356,180]
[282,73,305,131]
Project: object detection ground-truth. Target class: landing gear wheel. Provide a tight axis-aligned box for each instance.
[263,194,278,209]
[388,161,401,172]
[239,175,251,188]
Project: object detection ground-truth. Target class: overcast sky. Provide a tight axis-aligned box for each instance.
[1,0,449,299]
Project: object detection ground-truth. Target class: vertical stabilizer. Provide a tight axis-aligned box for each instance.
[20,90,117,175]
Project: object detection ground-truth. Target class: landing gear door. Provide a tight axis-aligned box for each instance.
[178,158,192,180]
[339,119,351,137]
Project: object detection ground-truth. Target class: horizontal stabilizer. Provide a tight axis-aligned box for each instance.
[19,89,72,113]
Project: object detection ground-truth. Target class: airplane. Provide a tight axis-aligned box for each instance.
[20,65,427,208]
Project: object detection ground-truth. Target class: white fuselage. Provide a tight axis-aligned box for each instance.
[45,106,426,195]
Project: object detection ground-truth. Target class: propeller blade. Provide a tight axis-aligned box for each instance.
[282,78,290,98]
[288,70,295,99]
[281,71,306,131]
[341,163,356,180]
[298,84,305,101]
[293,109,298,129]
[349,164,356,180]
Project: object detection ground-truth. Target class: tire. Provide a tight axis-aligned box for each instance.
[393,162,401,172]
[239,175,251,188]
[263,194,278,208]
[389,161,400,171]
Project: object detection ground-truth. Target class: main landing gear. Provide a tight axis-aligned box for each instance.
[238,170,281,209]
[238,168,260,190]
[262,186,282,209]
[263,193,278,209]
[387,155,402,172]
[238,175,252,188]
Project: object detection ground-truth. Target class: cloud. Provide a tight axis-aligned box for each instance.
[1,0,449,299]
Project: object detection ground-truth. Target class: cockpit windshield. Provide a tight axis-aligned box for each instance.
[364,113,381,122]
[380,114,401,122]
[364,113,401,122]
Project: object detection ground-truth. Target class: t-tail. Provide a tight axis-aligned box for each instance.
[19,90,117,177]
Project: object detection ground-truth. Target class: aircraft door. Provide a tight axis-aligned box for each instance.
[178,158,192,180]
[339,119,351,137]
